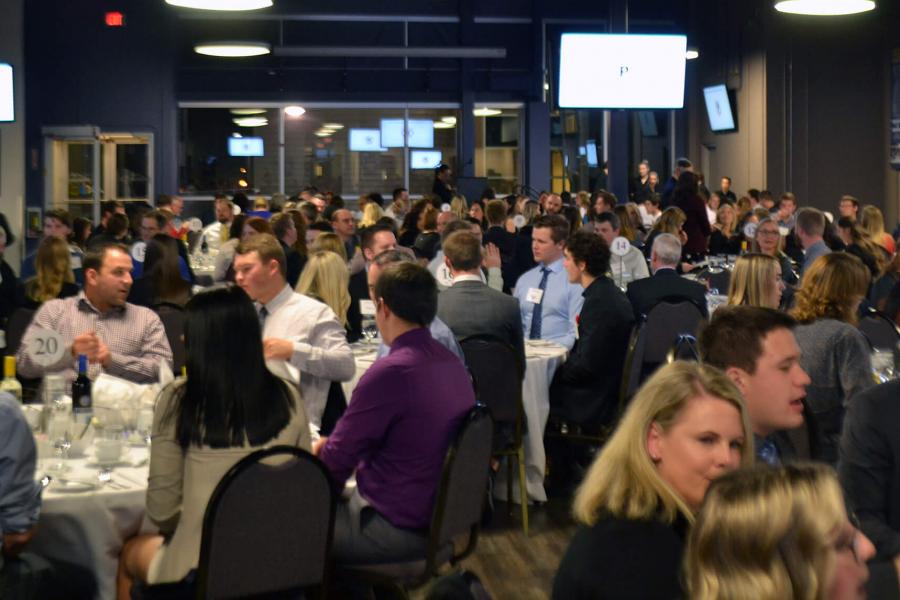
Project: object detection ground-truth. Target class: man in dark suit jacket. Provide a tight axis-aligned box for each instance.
[436,230,524,369]
[347,224,398,342]
[626,233,708,320]
[481,199,517,293]
[548,231,634,431]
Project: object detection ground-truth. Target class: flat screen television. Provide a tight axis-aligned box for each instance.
[558,33,687,109]
[0,64,13,122]
[349,129,385,152]
[227,137,264,157]
[585,140,599,167]
[410,150,442,169]
[380,119,434,148]
[703,84,737,132]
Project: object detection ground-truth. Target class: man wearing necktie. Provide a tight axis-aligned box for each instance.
[513,215,584,350]
[698,306,814,466]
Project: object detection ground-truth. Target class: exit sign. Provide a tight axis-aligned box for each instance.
[105,11,125,27]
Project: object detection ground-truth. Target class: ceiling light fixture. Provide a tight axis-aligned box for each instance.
[322,123,344,129]
[314,131,332,137]
[685,48,699,60]
[433,121,455,129]
[233,117,268,127]
[284,105,306,117]
[473,107,502,117]
[166,0,272,11]
[194,42,271,57]
[230,108,266,115]
[774,0,875,15]
[440,116,457,125]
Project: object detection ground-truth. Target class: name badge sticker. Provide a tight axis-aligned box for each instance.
[526,287,544,304]
[359,299,377,316]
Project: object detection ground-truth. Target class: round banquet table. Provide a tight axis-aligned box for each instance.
[343,339,567,503]
[27,444,152,600]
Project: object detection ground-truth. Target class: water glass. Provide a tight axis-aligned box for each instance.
[46,409,71,473]
[872,350,895,383]
[361,318,378,345]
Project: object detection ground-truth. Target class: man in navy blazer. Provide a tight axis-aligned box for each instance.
[626,233,708,321]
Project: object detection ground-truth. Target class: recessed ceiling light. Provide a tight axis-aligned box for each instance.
[284,105,306,117]
[473,107,502,117]
[774,0,875,15]
[315,131,332,137]
[195,42,271,57]
[166,0,272,11]
[322,123,344,129]
[230,108,266,115]
[433,121,455,129]
[233,117,268,127]
[685,49,700,60]
[231,132,243,137]
[440,116,457,125]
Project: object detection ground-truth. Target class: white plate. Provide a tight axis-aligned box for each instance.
[54,478,98,493]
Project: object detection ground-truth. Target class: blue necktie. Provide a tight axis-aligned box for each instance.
[529,267,551,340]
[757,438,780,467]
[259,306,268,331]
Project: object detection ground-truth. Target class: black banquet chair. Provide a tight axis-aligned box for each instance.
[620,298,707,408]
[4,307,40,401]
[135,446,336,600]
[341,405,493,599]
[858,307,900,351]
[459,336,528,534]
[154,302,186,374]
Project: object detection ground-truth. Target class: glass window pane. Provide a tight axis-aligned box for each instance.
[67,143,94,200]
[474,108,520,196]
[116,144,149,199]
[408,108,458,198]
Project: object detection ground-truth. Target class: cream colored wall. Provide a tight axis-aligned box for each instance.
[0,0,24,273]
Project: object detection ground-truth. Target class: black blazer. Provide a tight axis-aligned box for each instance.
[482,226,517,293]
[346,268,368,343]
[553,512,688,599]
[549,277,634,429]
[626,268,708,321]
[280,241,305,289]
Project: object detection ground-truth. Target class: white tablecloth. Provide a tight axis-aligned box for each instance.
[28,445,152,600]
[342,340,567,503]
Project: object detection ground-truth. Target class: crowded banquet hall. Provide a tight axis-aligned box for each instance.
[2,0,900,598]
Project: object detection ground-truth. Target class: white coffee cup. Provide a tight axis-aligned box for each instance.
[95,439,124,463]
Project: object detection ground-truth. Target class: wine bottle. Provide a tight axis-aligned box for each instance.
[72,354,92,425]
[0,356,22,402]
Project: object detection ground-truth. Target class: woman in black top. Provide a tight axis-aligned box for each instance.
[412,205,441,261]
[17,236,78,311]
[128,234,192,308]
[552,362,753,600]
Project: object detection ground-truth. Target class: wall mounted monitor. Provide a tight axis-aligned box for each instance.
[0,64,13,122]
[585,140,599,167]
[703,84,737,132]
[410,150,443,169]
[380,119,434,148]
[228,137,264,157]
[349,129,385,152]
[558,33,687,109]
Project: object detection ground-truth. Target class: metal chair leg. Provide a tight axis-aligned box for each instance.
[506,454,513,516]
[517,446,529,536]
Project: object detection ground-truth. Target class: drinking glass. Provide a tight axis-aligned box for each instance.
[46,409,71,473]
[361,318,378,345]
[872,350,895,383]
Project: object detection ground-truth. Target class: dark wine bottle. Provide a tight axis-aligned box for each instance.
[72,354,93,425]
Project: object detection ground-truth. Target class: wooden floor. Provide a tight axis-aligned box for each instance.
[413,498,578,600]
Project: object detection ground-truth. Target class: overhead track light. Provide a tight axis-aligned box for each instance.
[195,42,271,57]
[685,48,699,60]
[233,117,268,127]
[166,0,273,10]
[774,0,875,15]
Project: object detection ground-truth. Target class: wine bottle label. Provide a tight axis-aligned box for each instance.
[77,395,91,408]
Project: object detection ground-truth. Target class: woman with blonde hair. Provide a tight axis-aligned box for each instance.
[687,463,873,600]
[310,232,348,262]
[727,253,785,309]
[18,236,78,309]
[295,250,351,329]
[860,204,895,255]
[552,361,753,599]
[358,202,384,230]
[643,206,687,259]
[791,253,873,464]
[449,195,468,220]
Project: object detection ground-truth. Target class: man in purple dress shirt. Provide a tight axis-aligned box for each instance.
[314,262,475,564]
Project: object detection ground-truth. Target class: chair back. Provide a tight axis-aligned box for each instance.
[459,337,524,424]
[196,446,335,600]
[666,334,701,363]
[5,307,35,355]
[858,308,900,351]
[428,405,493,567]
[155,303,186,373]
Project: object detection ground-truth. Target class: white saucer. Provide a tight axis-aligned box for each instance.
[87,448,132,468]
[54,478,98,493]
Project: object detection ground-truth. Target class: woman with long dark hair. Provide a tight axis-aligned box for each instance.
[128,234,192,308]
[670,171,711,258]
[116,285,310,597]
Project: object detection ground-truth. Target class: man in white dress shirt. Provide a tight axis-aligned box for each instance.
[201,195,235,254]
[234,234,355,426]
[593,211,649,286]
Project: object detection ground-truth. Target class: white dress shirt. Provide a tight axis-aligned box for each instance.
[259,285,355,426]
[201,221,229,254]
[512,257,584,350]
[609,244,650,287]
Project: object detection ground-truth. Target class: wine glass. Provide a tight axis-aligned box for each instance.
[361,318,378,345]
[46,409,71,473]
